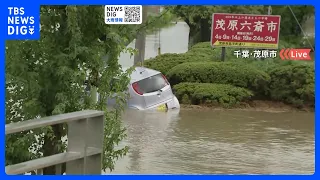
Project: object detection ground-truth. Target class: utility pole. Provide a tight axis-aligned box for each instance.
[260,6,272,61]
[158,6,161,55]
[268,5,272,15]
[134,6,148,66]
[220,47,226,61]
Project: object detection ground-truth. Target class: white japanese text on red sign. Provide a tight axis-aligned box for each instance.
[214,16,278,33]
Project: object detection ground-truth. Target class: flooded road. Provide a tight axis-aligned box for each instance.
[108,109,314,175]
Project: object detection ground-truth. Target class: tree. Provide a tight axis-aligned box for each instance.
[168,5,314,47]
[6,5,172,174]
[167,6,264,47]
[270,6,314,42]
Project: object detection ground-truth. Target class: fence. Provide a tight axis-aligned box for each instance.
[5,110,105,175]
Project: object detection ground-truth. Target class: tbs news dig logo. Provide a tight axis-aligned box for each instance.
[7,7,36,37]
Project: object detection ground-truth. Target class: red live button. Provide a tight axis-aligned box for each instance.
[279,48,312,60]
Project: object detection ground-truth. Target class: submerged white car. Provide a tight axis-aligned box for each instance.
[108,67,180,111]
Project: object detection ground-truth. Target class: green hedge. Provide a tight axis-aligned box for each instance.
[173,83,253,108]
[190,40,300,50]
[144,53,212,75]
[268,63,315,107]
[189,42,212,49]
[189,42,238,60]
[167,62,270,96]
[227,58,314,73]
[187,40,313,62]
[143,42,237,75]
[144,41,313,77]
[185,49,217,59]
[143,41,315,108]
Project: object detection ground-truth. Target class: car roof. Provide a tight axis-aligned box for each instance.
[122,66,161,83]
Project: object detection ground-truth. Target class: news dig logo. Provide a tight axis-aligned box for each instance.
[7,7,35,36]
[105,5,142,24]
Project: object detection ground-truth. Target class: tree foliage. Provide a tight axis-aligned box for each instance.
[270,6,314,41]
[6,5,172,174]
[167,6,264,45]
[146,8,177,34]
[167,5,314,46]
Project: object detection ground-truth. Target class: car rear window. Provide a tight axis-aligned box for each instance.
[137,74,167,94]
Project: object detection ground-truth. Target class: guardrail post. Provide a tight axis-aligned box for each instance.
[5,110,105,175]
[83,115,105,174]
[66,114,104,174]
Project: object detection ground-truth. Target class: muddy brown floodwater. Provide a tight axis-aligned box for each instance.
[106,108,314,175]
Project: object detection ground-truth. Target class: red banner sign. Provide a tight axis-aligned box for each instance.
[211,13,281,49]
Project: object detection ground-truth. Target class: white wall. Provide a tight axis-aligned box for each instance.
[118,21,190,68]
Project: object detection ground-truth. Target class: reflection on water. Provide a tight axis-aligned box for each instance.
[107,109,314,175]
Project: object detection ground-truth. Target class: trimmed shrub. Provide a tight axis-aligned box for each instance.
[189,42,239,60]
[189,42,212,50]
[268,64,315,107]
[143,41,236,73]
[143,53,212,75]
[143,42,236,75]
[173,83,253,108]
[143,41,310,76]
[185,49,217,59]
[167,62,270,96]
[188,40,315,62]
[228,58,314,73]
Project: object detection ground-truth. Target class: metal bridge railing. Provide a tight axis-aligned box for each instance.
[5,110,105,175]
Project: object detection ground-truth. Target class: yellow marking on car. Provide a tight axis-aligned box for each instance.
[157,104,168,112]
